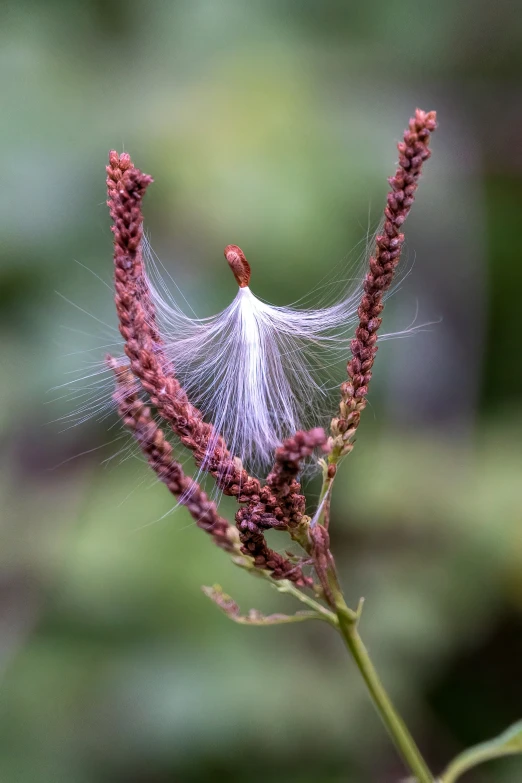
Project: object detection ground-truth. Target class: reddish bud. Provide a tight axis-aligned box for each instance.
[224,244,251,288]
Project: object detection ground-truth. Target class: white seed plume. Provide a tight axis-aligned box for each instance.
[144,242,367,475]
[55,233,425,478]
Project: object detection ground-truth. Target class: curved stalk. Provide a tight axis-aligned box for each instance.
[335,601,433,783]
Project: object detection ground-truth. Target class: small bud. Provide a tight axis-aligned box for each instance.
[224,244,251,288]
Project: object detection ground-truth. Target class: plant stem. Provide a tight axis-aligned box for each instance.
[318,453,432,779]
[314,456,338,529]
[335,601,433,783]
[270,578,340,628]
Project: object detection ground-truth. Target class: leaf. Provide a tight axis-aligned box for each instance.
[439,720,522,782]
[202,584,322,626]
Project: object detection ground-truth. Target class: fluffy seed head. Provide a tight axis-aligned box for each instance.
[145,238,364,474]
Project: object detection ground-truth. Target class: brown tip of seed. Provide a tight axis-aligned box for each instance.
[224,244,251,288]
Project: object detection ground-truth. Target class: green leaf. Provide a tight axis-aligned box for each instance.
[439,720,522,782]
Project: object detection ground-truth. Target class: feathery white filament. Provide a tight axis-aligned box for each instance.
[57,235,425,479]
[145,244,366,475]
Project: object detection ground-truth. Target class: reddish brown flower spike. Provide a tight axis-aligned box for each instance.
[225,244,251,288]
[107,356,237,555]
[107,151,309,586]
[331,108,437,454]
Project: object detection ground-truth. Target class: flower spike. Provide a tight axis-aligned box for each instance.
[107,151,262,500]
[331,109,437,458]
[107,152,309,584]
[108,356,238,553]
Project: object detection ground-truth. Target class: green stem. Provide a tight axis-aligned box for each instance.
[316,446,431,780]
[439,747,506,783]
[271,578,340,627]
[336,602,433,783]
[314,456,337,528]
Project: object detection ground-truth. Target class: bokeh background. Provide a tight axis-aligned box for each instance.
[1,1,522,781]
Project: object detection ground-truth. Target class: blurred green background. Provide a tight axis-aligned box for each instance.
[1,1,522,781]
